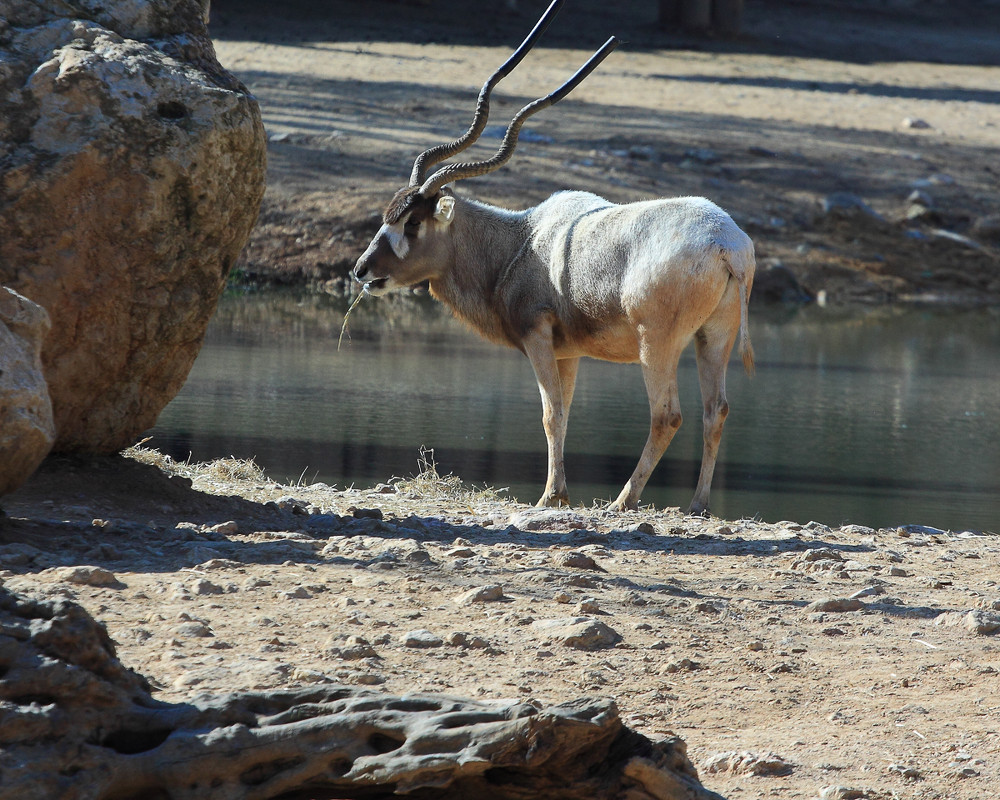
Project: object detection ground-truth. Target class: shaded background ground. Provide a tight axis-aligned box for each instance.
[210,0,999,303]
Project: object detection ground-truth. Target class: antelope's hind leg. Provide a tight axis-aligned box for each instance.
[687,293,741,516]
[609,341,685,512]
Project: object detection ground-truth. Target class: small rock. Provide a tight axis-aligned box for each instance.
[453,584,504,605]
[661,658,701,674]
[818,787,869,800]
[191,579,224,596]
[507,508,590,531]
[208,520,239,535]
[401,629,444,648]
[327,634,378,660]
[801,548,844,562]
[887,763,921,779]
[805,598,865,613]
[291,668,332,684]
[821,192,884,221]
[531,617,622,651]
[560,552,604,571]
[279,586,312,600]
[934,610,1000,636]
[574,598,601,615]
[849,585,886,600]
[174,621,213,638]
[350,507,383,521]
[351,673,385,685]
[701,751,794,776]
[902,117,931,129]
[50,566,119,587]
[446,547,476,559]
[553,591,573,604]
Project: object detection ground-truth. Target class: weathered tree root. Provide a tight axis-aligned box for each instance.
[0,584,725,800]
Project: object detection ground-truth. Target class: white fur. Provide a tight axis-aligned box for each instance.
[382,223,409,259]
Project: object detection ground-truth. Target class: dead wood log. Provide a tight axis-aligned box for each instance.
[0,584,725,800]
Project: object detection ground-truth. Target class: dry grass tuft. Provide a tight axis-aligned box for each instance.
[124,443,273,490]
[393,447,507,507]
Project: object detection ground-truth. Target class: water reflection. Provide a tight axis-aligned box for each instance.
[149,291,1000,532]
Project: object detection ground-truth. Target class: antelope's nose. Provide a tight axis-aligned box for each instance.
[352,260,368,283]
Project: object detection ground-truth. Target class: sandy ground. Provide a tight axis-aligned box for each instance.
[209,0,999,303]
[2,450,998,800]
[3,4,999,800]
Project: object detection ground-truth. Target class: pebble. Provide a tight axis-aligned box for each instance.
[446,547,476,559]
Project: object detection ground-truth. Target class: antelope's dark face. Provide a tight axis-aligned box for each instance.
[353,187,456,295]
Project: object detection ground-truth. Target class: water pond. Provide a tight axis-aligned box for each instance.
[148,291,1000,532]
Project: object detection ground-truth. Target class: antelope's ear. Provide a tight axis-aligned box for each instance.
[433,194,456,226]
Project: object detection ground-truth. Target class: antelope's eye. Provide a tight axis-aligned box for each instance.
[404,218,420,235]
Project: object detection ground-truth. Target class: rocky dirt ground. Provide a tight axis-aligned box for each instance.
[2,449,998,800]
[209,0,999,304]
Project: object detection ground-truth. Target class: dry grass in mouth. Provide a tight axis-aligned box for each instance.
[337,285,369,351]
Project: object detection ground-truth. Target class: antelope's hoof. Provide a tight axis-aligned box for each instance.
[536,491,569,508]
[686,502,710,517]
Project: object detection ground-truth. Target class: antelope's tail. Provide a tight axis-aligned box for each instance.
[725,241,756,377]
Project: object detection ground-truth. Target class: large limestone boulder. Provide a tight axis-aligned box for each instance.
[0,288,55,495]
[0,0,266,452]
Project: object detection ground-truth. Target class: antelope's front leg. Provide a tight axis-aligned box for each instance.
[523,323,571,507]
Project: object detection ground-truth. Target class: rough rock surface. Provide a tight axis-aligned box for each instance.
[0,0,266,452]
[0,582,722,800]
[0,287,54,495]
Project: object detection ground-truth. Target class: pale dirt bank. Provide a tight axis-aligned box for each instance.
[2,450,998,800]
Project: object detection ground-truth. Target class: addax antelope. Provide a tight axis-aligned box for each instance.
[353,0,755,514]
